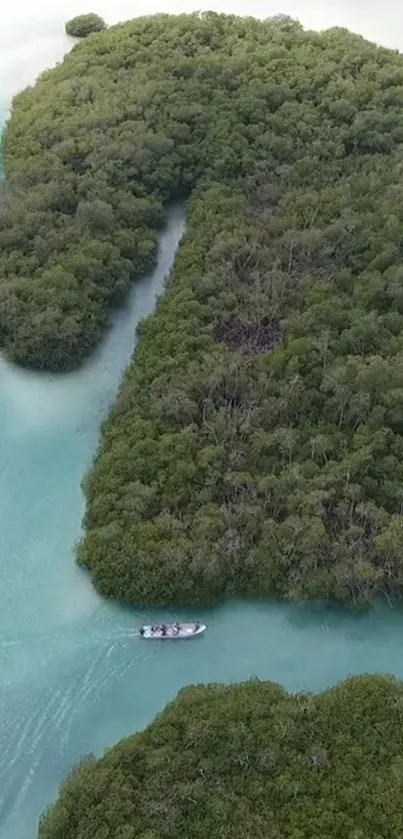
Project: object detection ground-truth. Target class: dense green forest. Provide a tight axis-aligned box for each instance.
[5,13,403,604]
[38,674,403,839]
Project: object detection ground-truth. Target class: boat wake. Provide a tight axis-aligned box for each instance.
[0,627,157,834]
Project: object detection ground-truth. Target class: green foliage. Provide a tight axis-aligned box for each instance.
[0,11,400,372]
[65,13,107,38]
[38,674,403,839]
[5,13,403,603]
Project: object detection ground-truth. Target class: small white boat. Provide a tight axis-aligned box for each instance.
[139,622,206,640]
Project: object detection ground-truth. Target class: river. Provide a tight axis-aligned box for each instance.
[2,3,403,838]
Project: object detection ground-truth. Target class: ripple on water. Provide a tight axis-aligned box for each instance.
[2,594,403,839]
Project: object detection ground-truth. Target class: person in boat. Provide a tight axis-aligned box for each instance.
[173,622,180,635]
[160,624,167,636]
[139,627,145,637]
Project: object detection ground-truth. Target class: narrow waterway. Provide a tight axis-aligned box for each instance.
[3,4,403,838]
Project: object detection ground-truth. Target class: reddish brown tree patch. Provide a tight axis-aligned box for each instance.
[216,316,283,355]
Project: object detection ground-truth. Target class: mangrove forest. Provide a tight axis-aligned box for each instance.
[38,673,403,839]
[3,14,403,605]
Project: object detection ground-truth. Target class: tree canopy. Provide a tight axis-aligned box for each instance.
[65,13,107,38]
[4,14,403,604]
[38,673,403,839]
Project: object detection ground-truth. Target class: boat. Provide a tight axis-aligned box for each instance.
[139,622,206,640]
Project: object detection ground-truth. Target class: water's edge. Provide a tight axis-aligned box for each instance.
[4,9,403,839]
[2,201,403,839]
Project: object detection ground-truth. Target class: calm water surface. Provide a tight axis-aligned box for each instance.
[2,4,403,838]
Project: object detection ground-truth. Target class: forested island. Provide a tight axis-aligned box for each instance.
[3,13,403,606]
[38,673,403,838]
[65,14,107,38]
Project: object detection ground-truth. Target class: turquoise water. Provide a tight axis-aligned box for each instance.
[4,10,403,839]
